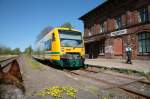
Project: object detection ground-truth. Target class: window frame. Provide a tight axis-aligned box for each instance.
[115,16,122,30]
[138,32,150,53]
[99,40,105,54]
[138,7,149,23]
[100,22,105,33]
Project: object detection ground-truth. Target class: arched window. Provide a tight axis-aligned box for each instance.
[138,32,150,53]
[88,31,91,36]
[115,16,122,29]
[138,7,148,23]
[100,22,104,33]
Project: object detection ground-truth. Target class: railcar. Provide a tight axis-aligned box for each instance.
[37,27,85,68]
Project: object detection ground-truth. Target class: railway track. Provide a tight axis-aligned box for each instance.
[0,56,19,70]
[0,55,25,99]
[64,66,150,98]
[83,66,150,84]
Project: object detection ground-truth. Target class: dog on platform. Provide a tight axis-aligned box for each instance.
[0,60,25,99]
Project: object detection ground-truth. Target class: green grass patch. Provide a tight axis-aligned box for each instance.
[86,85,100,96]
[108,91,115,98]
[24,55,43,70]
[30,60,43,70]
[88,65,150,80]
[143,70,150,80]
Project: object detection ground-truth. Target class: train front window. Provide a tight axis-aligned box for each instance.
[59,30,83,47]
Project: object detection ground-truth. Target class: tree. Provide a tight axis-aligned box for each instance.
[24,46,33,56]
[60,22,74,29]
[0,44,12,55]
[12,48,21,55]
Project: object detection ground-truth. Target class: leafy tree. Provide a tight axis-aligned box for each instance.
[0,44,22,55]
[32,48,43,55]
[24,46,33,56]
[0,44,12,55]
[60,22,74,29]
[12,48,21,55]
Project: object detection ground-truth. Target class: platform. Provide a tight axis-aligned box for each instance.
[85,58,150,73]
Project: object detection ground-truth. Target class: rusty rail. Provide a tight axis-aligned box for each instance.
[0,56,18,69]
[66,70,150,98]
[85,65,150,84]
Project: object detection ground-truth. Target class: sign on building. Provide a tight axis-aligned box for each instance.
[111,29,127,36]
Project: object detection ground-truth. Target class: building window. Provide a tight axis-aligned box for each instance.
[138,32,150,53]
[100,22,105,33]
[99,40,105,54]
[127,11,132,25]
[88,31,92,36]
[138,7,149,23]
[115,16,122,29]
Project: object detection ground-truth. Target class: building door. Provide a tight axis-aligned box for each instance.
[114,38,123,56]
[93,41,99,58]
[89,43,93,59]
[86,41,100,59]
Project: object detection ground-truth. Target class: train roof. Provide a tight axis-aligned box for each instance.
[54,27,81,33]
[37,27,81,43]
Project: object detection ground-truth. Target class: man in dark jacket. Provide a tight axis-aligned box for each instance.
[125,44,132,64]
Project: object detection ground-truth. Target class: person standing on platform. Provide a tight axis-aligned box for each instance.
[125,44,132,64]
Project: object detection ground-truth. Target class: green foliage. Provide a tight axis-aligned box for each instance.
[28,58,43,70]
[24,46,33,55]
[60,22,74,29]
[32,48,44,55]
[144,70,150,80]
[0,44,21,55]
[108,92,115,98]
[13,48,21,55]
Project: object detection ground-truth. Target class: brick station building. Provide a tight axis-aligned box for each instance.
[79,0,150,60]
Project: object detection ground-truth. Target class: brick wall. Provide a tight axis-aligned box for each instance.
[82,0,150,59]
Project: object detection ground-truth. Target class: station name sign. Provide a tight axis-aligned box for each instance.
[111,29,127,37]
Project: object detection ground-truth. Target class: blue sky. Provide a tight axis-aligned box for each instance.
[0,0,104,51]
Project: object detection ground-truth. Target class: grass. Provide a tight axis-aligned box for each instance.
[89,65,150,80]
[108,91,115,98]
[143,70,150,80]
[86,85,100,96]
[30,60,43,70]
[24,55,43,70]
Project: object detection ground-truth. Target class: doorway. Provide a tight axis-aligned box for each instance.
[113,38,123,56]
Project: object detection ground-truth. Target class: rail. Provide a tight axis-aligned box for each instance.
[0,56,18,69]
[65,67,150,98]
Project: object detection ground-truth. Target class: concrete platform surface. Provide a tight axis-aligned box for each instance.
[85,58,150,73]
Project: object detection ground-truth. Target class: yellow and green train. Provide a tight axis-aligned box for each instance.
[38,27,85,68]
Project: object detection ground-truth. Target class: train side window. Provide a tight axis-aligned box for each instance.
[52,33,55,41]
[45,39,51,50]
